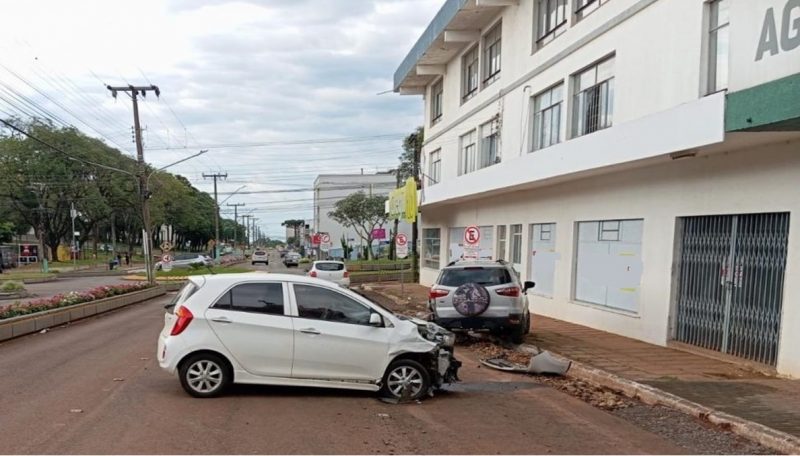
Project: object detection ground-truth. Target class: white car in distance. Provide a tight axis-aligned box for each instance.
[308,261,350,287]
[157,273,460,400]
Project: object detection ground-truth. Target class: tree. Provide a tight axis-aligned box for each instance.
[328,191,388,260]
[397,126,423,182]
[281,219,305,247]
[0,222,14,244]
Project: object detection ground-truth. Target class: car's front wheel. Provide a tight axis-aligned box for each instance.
[178,353,231,398]
[382,359,431,401]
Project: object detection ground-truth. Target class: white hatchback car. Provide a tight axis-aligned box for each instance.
[307,261,350,287]
[158,273,460,400]
[251,250,269,266]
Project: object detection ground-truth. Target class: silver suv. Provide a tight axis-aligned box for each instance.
[428,260,534,344]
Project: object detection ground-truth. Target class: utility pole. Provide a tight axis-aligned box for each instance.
[227,203,245,248]
[203,172,228,262]
[107,84,161,285]
[70,202,77,269]
[251,218,259,247]
[241,215,252,249]
[411,137,421,283]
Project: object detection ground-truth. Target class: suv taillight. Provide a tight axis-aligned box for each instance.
[429,288,449,299]
[309,270,317,277]
[343,271,349,278]
[170,306,193,336]
[496,286,520,297]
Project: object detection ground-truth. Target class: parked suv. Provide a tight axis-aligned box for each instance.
[428,260,534,344]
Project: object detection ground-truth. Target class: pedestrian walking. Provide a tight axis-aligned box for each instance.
[124,253,130,265]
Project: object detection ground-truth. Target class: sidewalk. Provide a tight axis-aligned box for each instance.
[528,316,800,439]
[362,281,800,442]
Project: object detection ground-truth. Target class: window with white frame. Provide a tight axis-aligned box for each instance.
[529,223,557,297]
[430,79,443,124]
[536,0,567,47]
[496,225,507,261]
[482,22,502,86]
[423,228,441,269]
[459,130,477,175]
[462,45,479,101]
[707,0,729,93]
[575,0,610,20]
[574,219,643,312]
[510,224,523,267]
[428,150,441,186]
[479,119,501,168]
[531,83,563,151]
[572,56,614,138]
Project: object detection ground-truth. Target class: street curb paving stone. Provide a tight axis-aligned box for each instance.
[0,286,166,343]
[520,343,800,455]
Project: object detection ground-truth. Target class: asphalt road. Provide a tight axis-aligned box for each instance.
[0,290,690,454]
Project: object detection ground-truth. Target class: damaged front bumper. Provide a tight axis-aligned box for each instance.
[415,319,461,391]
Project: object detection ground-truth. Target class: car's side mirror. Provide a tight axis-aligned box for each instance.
[369,313,383,327]
[523,281,536,292]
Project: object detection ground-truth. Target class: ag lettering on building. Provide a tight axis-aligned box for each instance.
[731,0,800,91]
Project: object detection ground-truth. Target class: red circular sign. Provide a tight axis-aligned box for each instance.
[396,233,408,246]
[162,254,173,263]
[320,233,330,243]
[464,226,481,246]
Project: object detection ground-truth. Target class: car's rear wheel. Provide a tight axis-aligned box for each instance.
[382,359,431,401]
[179,353,231,398]
[510,317,528,344]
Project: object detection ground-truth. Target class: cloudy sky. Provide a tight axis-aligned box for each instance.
[0,0,440,238]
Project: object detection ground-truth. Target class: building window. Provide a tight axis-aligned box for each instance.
[482,22,502,86]
[423,228,441,269]
[428,150,441,186]
[461,45,479,102]
[536,0,567,47]
[531,83,563,151]
[575,219,643,312]
[707,0,729,93]
[529,223,557,297]
[449,226,494,261]
[430,79,443,125]
[572,56,614,138]
[575,0,610,20]
[510,224,523,267]
[458,130,477,175]
[496,225,507,261]
[479,119,501,169]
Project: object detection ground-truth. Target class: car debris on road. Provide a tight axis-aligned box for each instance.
[481,350,571,376]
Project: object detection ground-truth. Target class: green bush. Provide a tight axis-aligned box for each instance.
[299,258,311,264]
[0,281,25,292]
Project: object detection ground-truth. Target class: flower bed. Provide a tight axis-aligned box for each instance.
[0,283,153,320]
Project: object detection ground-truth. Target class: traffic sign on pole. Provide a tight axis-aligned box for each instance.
[396,233,409,259]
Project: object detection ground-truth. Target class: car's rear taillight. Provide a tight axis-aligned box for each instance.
[429,288,449,299]
[309,270,317,277]
[496,286,521,297]
[343,271,349,278]
[170,306,193,336]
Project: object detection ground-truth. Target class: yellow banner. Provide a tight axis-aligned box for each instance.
[388,178,417,223]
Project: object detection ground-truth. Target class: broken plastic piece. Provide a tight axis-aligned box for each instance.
[481,351,571,376]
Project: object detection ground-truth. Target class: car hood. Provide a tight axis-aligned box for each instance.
[387,317,455,358]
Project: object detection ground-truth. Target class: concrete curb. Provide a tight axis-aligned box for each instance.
[0,286,166,343]
[520,344,800,455]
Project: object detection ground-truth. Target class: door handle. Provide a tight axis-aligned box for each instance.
[211,317,232,324]
[299,328,320,335]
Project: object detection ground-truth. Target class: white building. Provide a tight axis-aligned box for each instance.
[395,0,800,376]
[313,172,412,257]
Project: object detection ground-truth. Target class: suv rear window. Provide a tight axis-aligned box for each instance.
[254,251,266,256]
[438,267,512,287]
[315,262,344,271]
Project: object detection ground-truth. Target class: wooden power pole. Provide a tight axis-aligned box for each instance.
[203,172,227,261]
[107,84,160,285]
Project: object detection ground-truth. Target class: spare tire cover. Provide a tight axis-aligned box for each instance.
[452,283,490,317]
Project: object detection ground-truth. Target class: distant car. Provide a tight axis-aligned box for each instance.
[155,253,212,271]
[157,273,460,399]
[283,252,301,267]
[251,250,269,266]
[308,261,350,287]
[428,260,534,344]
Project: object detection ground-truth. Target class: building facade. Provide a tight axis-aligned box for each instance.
[395,0,800,375]
[313,172,412,257]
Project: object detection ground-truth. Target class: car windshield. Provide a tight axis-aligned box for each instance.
[315,262,344,271]
[439,267,512,287]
